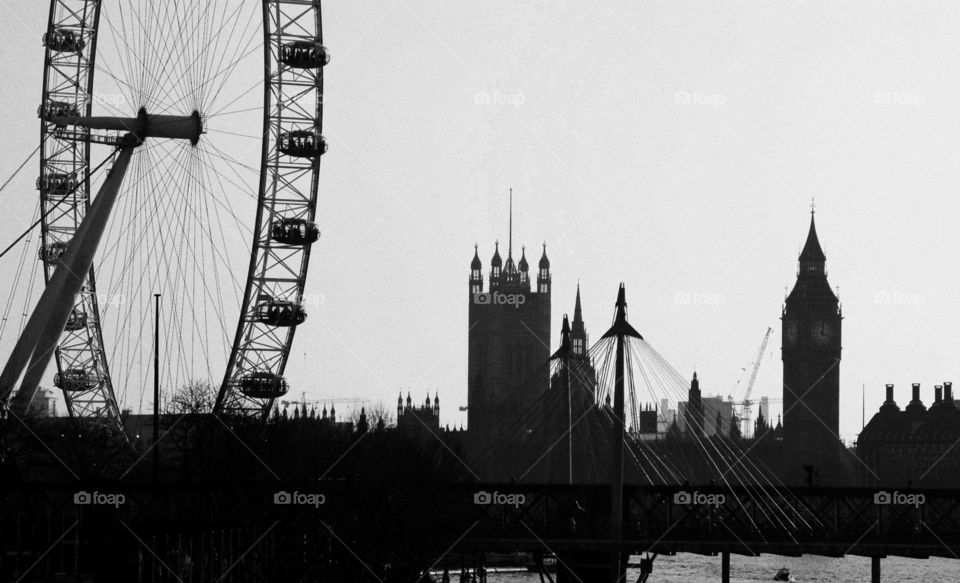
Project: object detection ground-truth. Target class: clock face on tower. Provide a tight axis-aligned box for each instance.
[784,321,799,348]
[810,320,834,346]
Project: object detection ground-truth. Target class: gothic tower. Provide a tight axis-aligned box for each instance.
[781,209,843,484]
[546,286,598,483]
[686,372,703,437]
[467,195,551,459]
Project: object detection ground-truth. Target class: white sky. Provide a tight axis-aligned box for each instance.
[3,1,960,445]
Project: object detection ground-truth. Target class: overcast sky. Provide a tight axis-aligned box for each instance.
[3,1,960,444]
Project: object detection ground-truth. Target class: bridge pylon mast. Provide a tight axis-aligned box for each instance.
[600,283,642,582]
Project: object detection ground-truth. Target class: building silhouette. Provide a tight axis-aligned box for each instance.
[397,391,441,437]
[781,210,843,484]
[681,372,704,437]
[467,232,551,453]
[857,382,960,487]
[549,285,597,418]
[676,374,736,438]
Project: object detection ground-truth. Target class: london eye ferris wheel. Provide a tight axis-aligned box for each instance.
[0,0,329,427]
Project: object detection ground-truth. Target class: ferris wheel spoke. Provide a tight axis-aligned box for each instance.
[151,0,210,111]
[197,1,261,112]
[202,139,263,178]
[157,144,246,296]
[106,146,193,399]
[111,2,144,105]
[198,143,260,203]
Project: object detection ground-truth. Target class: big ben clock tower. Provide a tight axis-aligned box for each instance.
[781,208,842,485]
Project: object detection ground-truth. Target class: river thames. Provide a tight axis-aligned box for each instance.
[484,553,960,582]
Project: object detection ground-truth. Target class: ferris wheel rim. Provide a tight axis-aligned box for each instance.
[34,0,326,424]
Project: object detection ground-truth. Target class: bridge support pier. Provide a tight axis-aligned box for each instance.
[721,552,730,583]
[871,556,881,583]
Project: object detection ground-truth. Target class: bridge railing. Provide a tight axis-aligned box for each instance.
[456,484,960,557]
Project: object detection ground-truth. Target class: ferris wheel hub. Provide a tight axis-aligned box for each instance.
[44,106,204,146]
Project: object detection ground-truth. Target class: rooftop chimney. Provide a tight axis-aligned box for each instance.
[934,385,943,406]
[906,382,926,414]
[880,384,901,414]
[945,382,954,406]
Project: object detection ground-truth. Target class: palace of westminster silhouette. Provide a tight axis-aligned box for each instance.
[462,205,960,487]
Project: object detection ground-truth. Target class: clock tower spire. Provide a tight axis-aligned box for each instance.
[781,209,843,485]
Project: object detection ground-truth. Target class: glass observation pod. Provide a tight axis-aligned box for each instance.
[43,27,85,54]
[280,41,330,69]
[54,368,99,392]
[64,309,87,332]
[37,171,78,197]
[278,131,326,158]
[271,218,320,246]
[239,372,289,399]
[38,100,79,119]
[254,298,307,327]
[39,240,69,264]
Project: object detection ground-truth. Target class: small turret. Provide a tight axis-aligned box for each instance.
[518,246,529,286]
[470,244,483,294]
[537,243,550,293]
[571,283,588,356]
[490,242,502,287]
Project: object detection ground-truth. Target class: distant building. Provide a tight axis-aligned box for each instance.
[758,396,770,430]
[857,382,960,488]
[657,398,675,433]
[27,387,58,417]
[682,372,704,436]
[676,375,734,438]
[702,396,735,437]
[636,404,658,435]
[397,391,440,436]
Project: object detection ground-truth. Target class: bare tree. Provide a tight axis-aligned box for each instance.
[165,380,217,415]
[367,400,394,427]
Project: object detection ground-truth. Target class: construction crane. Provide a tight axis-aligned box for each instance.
[732,327,773,437]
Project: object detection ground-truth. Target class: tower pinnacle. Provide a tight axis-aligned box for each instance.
[799,212,826,264]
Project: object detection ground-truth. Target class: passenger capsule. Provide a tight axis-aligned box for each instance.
[39,240,69,264]
[280,41,330,69]
[239,372,289,399]
[255,298,306,327]
[43,27,85,54]
[271,218,320,246]
[278,131,326,158]
[37,171,78,197]
[64,309,87,331]
[38,100,80,120]
[54,368,99,392]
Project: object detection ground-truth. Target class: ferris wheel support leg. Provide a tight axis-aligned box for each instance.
[2,146,135,414]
